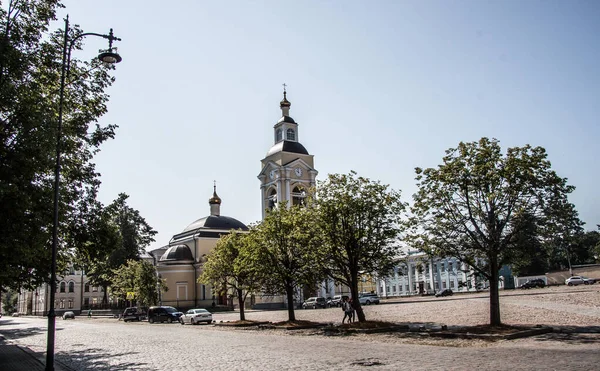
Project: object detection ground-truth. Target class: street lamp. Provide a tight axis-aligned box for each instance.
[46,15,122,371]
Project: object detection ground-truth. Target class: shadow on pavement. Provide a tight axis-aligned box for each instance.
[55,347,155,371]
[532,325,600,345]
[0,327,49,341]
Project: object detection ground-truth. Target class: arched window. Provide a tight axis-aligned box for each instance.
[84,283,90,292]
[267,188,277,210]
[60,282,66,293]
[286,128,295,141]
[68,282,75,293]
[276,129,283,142]
[291,186,306,206]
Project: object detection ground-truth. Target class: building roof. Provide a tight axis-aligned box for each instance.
[266,140,309,157]
[277,115,296,124]
[159,244,194,263]
[182,215,248,232]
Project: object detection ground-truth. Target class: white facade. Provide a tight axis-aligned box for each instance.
[377,252,488,297]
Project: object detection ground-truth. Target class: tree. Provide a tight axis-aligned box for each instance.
[316,172,405,322]
[507,212,549,276]
[409,138,575,326]
[0,1,118,290]
[82,193,157,304]
[111,259,166,307]
[250,203,323,322]
[198,230,262,321]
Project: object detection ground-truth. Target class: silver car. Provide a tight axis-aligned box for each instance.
[565,276,595,286]
[179,308,212,325]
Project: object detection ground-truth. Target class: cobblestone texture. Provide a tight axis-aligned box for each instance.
[1,285,598,370]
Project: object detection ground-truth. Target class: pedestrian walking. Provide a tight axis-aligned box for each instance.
[342,298,353,324]
[87,308,92,318]
[348,298,355,323]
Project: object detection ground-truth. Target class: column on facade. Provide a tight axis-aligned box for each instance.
[429,259,435,291]
[407,262,413,295]
[276,177,282,204]
[285,176,291,206]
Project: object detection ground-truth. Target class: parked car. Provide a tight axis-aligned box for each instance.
[302,297,327,309]
[147,306,180,323]
[122,307,145,322]
[358,293,380,305]
[520,279,546,289]
[435,289,453,297]
[179,308,213,325]
[327,295,349,308]
[565,276,596,286]
[62,311,75,320]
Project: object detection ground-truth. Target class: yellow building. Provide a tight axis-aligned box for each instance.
[151,186,248,309]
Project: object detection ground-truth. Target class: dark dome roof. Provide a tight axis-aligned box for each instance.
[182,215,248,232]
[277,116,296,124]
[160,245,194,263]
[266,140,309,157]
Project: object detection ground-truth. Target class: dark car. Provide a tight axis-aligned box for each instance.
[122,307,145,322]
[147,306,180,324]
[521,279,546,289]
[435,289,453,297]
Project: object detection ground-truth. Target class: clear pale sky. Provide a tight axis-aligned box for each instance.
[58,1,600,252]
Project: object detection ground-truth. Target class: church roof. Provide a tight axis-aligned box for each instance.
[182,215,248,232]
[277,115,296,124]
[266,140,309,157]
[159,244,194,263]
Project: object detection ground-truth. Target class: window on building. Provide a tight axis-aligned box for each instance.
[448,262,453,271]
[68,282,74,293]
[276,128,283,142]
[392,285,397,293]
[442,282,447,289]
[84,283,89,292]
[450,281,455,289]
[59,299,65,309]
[291,186,306,206]
[60,282,66,293]
[68,300,73,309]
[286,128,295,141]
[267,189,277,210]
[92,286,98,292]
[84,298,89,307]
[386,285,390,293]
[441,263,446,272]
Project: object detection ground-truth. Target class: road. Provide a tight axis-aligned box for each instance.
[1,315,598,370]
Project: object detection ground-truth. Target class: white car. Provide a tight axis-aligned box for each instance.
[565,276,596,286]
[358,293,380,305]
[179,308,212,325]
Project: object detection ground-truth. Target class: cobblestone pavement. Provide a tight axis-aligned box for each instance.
[1,285,599,370]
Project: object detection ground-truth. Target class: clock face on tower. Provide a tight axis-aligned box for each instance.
[269,170,275,180]
[295,168,303,177]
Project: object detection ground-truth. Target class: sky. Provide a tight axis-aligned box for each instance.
[56,0,600,252]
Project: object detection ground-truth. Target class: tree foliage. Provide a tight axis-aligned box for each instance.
[250,203,323,322]
[81,193,157,303]
[198,230,262,321]
[111,259,166,307]
[408,138,576,325]
[0,0,118,290]
[316,171,405,322]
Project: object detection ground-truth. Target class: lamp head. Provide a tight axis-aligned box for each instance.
[98,50,122,64]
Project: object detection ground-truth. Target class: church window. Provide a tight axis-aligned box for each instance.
[291,186,306,206]
[60,282,66,293]
[276,129,283,142]
[286,128,295,141]
[68,282,74,293]
[267,189,277,210]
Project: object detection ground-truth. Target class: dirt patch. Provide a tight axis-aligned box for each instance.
[269,320,328,329]
[214,320,268,327]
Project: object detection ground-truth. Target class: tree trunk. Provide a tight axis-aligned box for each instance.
[489,256,501,326]
[237,288,245,321]
[103,285,109,308]
[285,283,296,322]
[350,275,365,322]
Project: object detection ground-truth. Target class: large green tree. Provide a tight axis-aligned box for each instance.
[250,203,323,322]
[409,138,575,326]
[198,230,262,321]
[111,259,166,308]
[81,193,157,303]
[0,0,118,290]
[316,172,405,322]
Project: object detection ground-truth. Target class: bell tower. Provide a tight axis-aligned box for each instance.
[258,87,317,219]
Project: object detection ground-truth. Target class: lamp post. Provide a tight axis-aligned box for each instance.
[46,16,122,371]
